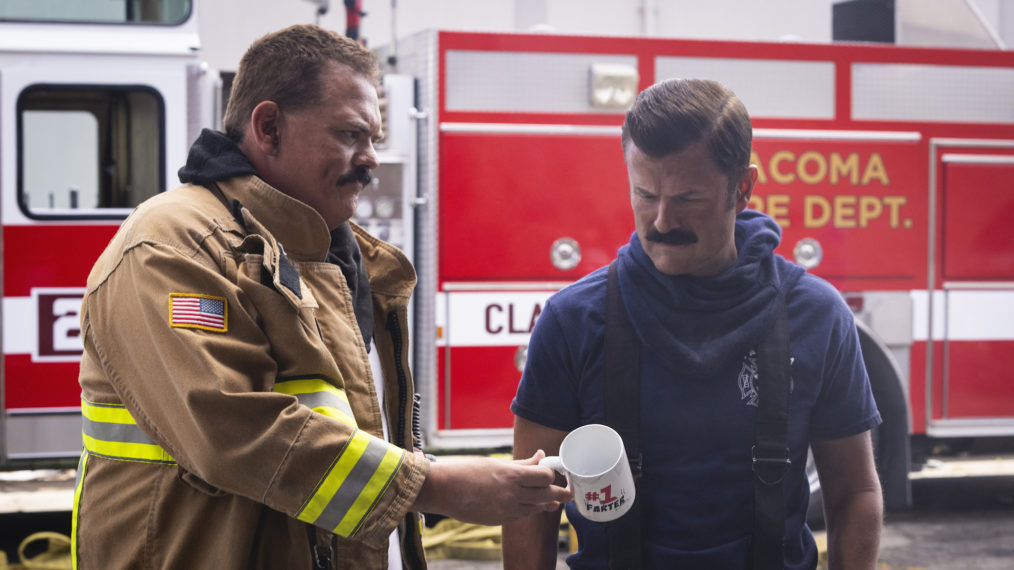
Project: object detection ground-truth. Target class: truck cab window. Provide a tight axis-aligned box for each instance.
[18,86,165,218]
[0,0,190,24]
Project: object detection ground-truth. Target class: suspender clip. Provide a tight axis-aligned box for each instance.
[628,452,643,480]
[312,543,333,569]
[751,444,791,486]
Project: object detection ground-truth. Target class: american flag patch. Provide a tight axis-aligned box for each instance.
[169,294,227,332]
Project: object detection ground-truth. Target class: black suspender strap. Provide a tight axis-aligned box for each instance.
[751,298,792,570]
[603,261,644,570]
[603,261,791,570]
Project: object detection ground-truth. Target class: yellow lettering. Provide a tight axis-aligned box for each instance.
[768,195,791,228]
[797,151,827,185]
[770,151,795,184]
[776,194,909,230]
[748,194,791,228]
[804,195,831,228]
[861,153,890,185]
[830,153,860,185]
[883,196,906,228]
[858,196,883,227]
[834,195,857,228]
[752,150,891,186]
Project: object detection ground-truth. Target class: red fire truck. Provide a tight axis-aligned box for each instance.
[3,9,1013,514]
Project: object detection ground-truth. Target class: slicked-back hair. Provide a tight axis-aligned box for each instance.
[621,78,752,194]
[223,24,380,142]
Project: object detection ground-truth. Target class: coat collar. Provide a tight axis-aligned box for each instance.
[216,174,332,263]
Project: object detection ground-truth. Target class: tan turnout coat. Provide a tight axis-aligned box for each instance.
[75,173,429,569]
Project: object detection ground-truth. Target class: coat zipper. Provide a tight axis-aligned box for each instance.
[385,311,426,570]
[385,311,409,450]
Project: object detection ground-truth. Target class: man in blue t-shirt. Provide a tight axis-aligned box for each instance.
[501,79,883,569]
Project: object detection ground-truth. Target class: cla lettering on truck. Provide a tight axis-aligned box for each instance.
[3,5,1014,519]
[485,302,543,335]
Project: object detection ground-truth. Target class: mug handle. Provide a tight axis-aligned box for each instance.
[539,456,566,477]
[539,456,573,499]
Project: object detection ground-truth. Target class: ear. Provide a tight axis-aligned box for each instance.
[248,101,283,156]
[734,165,758,213]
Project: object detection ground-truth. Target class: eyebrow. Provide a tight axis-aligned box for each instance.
[353,116,383,139]
[633,185,706,199]
[330,119,382,143]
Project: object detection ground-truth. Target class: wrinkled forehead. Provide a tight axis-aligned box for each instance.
[316,66,382,126]
[625,139,733,187]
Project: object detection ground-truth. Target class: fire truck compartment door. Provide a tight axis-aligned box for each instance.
[439,131,631,282]
[938,151,1014,424]
[940,156,1014,281]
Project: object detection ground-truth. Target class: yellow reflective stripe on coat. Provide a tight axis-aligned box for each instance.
[80,399,176,464]
[273,378,358,428]
[297,430,406,538]
[71,451,88,570]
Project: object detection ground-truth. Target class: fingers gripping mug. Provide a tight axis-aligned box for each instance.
[539,423,636,522]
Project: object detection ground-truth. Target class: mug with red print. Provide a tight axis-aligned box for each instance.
[539,423,636,522]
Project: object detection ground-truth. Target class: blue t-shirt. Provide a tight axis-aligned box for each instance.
[511,211,881,569]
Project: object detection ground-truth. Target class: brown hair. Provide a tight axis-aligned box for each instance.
[621,78,752,195]
[223,24,380,142]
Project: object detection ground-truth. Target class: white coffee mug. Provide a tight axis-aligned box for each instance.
[539,423,636,522]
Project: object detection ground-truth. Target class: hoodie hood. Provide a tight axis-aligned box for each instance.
[617,209,805,379]
[178,129,257,186]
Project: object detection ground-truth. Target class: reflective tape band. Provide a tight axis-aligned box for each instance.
[297,430,406,538]
[83,415,156,445]
[80,399,176,464]
[81,400,137,424]
[273,378,357,428]
[71,452,88,570]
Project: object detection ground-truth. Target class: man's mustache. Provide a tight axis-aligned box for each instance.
[338,166,373,186]
[646,227,698,245]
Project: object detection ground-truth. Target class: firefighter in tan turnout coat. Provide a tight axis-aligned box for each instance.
[73,24,569,570]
